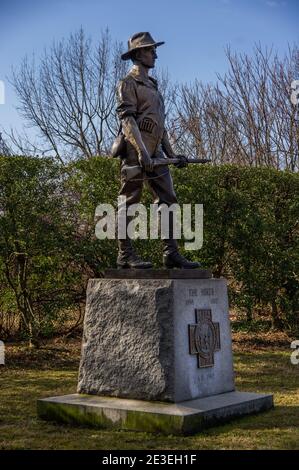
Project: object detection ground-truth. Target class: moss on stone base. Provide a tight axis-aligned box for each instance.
[37,400,187,434]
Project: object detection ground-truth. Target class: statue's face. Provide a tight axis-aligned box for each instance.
[134,46,157,68]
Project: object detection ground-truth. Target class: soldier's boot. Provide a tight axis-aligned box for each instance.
[162,213,201,269]
[117,239,152,269]
[163,250,201,269]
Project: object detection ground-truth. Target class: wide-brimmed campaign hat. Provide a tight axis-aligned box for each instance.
[121,32,165,60]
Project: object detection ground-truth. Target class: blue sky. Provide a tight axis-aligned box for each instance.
[0,0,298,143]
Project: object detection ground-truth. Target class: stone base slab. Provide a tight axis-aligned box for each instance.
[78,277,235,402]
[103,269,212,279]
[37,391,273,436]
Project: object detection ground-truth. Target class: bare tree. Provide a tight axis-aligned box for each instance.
[0,132,12,156]
[8,32,299,170]
[169,81,236,162]
[169,44,299,170]
[217,44,299,170]
[10,27,128,162]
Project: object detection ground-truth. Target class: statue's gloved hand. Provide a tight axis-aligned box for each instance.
[174,154,188,169]
[138,149,153,172]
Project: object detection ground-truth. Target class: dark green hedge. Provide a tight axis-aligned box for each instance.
[0,156,298,341]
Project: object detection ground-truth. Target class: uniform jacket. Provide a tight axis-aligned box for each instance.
[116,66,166,159]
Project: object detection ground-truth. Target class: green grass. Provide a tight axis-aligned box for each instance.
[0,338,298,450]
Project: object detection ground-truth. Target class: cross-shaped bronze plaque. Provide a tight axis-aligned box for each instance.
[188,309,221,368]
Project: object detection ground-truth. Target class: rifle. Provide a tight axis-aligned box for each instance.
[122,157,211,181]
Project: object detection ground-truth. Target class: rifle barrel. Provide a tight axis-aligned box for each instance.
[122,158,211,181]
[153,158,211,166]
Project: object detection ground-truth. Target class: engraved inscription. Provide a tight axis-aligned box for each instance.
[197,372,215,382]
[188,309,221,368]
[185,298,194,305]
[189,288,198,297]
[201,288,215,296]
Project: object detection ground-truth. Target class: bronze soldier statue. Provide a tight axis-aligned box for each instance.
[114,32,200,269]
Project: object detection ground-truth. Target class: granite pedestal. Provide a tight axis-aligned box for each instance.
[38,270,273,435]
